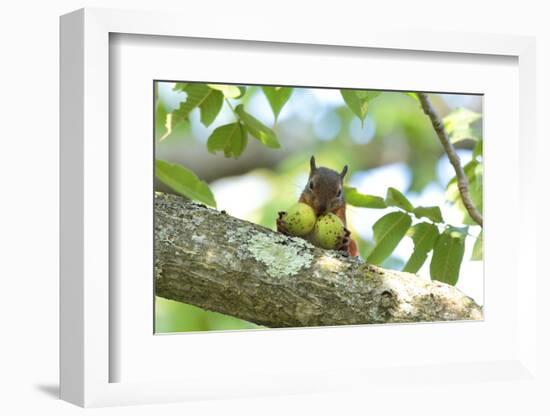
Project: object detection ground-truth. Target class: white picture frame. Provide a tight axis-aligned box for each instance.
[60,7,540,408]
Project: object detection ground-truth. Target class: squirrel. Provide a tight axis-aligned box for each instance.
[277,156,359,257]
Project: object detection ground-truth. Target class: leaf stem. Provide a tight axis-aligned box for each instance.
[225,98,239,120]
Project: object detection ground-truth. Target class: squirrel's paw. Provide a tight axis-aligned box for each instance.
[337,227,352,256]
[276,211,290,236]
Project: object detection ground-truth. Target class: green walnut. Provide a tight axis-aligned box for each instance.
[281,202,317,236]
[311,213,345,249]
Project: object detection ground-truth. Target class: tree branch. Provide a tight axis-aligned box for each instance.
[155,193,482,327]
[417,92,483,227]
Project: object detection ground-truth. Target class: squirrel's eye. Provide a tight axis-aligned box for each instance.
[309,181,314,190]
[336,189,342,197]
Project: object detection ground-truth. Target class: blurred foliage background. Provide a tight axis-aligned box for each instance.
[154,82,483,333]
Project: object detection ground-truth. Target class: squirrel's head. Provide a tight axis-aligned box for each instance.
[301,156,348,215]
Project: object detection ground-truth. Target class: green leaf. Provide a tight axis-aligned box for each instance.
[429,228,466,285]
[403,222,439,273]
[340,89,380,127]
[471,231,483,261]
[344,187,387,208]
[155,160,216,207]
[262,87,293,121]
[228,125,248,158]
[413,206,443,223]
[473,140,483,159]
[155,100,169,140]
[405,92,420,102]
[207,84,245,99]
[199,89,224,127]
[172,84,223,127]
[207,122,248,158]
[235,104,280,148]
[443,108,482,144]
[173,83,188,92]
[367,212,412,265]
[385,187,414,212]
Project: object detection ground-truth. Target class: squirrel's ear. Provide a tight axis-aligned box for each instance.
[310,156,317,172]
[340,165,349,179]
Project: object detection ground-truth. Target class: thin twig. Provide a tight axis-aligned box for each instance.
[417,93,483,227]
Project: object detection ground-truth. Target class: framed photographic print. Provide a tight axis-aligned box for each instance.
[60,7,540,409]
[152,80,484,334]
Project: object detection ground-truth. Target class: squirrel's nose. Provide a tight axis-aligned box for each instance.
[317,203,327,214]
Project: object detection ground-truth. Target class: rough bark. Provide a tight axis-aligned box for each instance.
[155,193,482,328]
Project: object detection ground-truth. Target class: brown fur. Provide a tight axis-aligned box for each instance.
[298,157,358,257]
